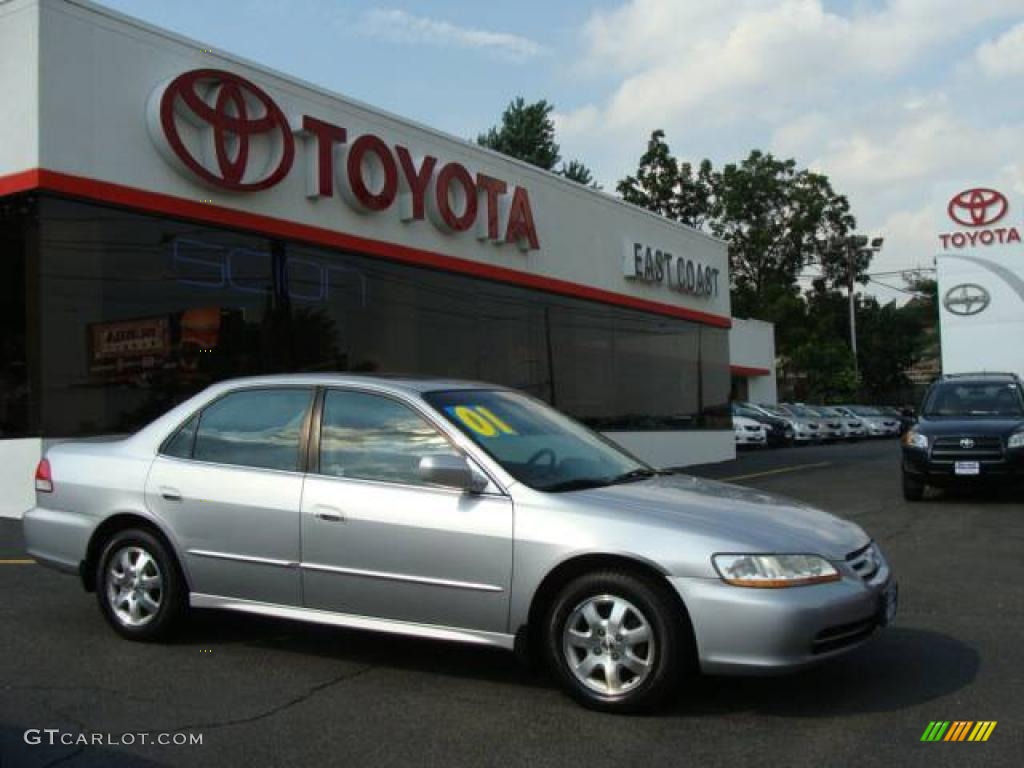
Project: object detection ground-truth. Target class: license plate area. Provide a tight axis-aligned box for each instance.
[955,461,980,476]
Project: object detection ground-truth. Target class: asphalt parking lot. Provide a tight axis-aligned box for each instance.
[1,439,1021,767]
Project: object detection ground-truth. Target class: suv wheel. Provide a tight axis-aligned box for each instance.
[544,570,691,713]
[902,472,925,502]
[96,529,185,640]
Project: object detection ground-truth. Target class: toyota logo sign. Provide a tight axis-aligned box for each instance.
[943,283,991,316]
[947,188,1008,228]
[959,438,975,449]
[148,69,295,191]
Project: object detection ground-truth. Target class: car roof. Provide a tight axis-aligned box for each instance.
[199,373,512,396]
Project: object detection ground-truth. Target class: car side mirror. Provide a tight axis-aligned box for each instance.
[418,455,488,493]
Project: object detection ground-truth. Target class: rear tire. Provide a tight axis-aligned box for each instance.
[96,528,186,641]
[902,472,925,502]
[543,569,692,713]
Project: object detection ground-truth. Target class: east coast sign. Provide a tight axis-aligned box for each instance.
[146,69,540,251]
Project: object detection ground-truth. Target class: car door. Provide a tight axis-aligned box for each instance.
[299,388,513,633]
[145,386,314,607]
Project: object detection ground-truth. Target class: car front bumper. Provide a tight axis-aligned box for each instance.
[903,448,1024,485]
[669,569,895,674]
[735,432,767,445]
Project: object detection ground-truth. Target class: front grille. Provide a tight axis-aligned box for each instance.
[808,424,819,430]
[931,435,1004,461]
[826,422,841,429]
[813,615,877,654]
[744,425,761,432]
[846,542,881,583]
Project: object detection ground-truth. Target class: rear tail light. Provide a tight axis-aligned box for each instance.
[35,458,53,493]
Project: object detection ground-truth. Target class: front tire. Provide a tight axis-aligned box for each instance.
[543,570,692,713]
[902,472,925,502]
[96,528,185,640]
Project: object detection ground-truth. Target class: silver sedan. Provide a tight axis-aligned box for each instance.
[23,375,897,712]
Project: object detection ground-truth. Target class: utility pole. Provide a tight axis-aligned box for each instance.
[848,240,858,379]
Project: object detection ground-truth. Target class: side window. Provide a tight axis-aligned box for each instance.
[162,414,198,458]
[192,388,313,471]
[319,390,459,485]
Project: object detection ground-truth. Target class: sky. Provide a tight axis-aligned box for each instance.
[96,0,1024,303]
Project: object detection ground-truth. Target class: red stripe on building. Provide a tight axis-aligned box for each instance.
[1,168,733,329]
[730,365,771,377]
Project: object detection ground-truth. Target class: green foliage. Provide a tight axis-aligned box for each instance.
[477,97,561,171]
[559,159,600,189]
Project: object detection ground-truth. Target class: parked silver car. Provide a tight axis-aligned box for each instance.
[757,403,821,442]
[836,406,900,437]
[809,406,865,440]
[23,375,897,712]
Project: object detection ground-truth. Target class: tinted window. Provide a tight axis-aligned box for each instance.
[193,388,312,471]
[319,390,458,485]
[162,414,198,458]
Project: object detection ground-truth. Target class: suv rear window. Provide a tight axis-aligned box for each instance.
[923,382,1024,417]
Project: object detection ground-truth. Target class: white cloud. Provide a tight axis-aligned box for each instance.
[977,22,1024,77]
[555,0,1024,300]
[357,9,547,62]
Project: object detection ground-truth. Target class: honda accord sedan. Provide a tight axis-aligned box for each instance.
[23,375,897,712]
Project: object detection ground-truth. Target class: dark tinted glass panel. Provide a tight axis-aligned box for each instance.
[193,388,311,471]
[32,195,729,437]
[0,194,32,437]
[319,390,457,484]
[161,414,198,458]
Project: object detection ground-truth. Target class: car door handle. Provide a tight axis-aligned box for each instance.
[160,487,182,502]
[314,505,345,522]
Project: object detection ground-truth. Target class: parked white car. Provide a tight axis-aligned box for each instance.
[733,415,767,446]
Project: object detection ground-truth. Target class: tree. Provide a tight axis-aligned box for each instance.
[560,159,599,188]
[477,97,560,171]
[709,151,859,319]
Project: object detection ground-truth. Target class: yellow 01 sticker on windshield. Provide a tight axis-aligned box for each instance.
[446,405,517,437]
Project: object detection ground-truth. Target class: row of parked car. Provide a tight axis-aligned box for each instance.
[732,402,905,447]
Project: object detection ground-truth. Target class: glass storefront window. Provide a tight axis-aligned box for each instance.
[16,194,730,437]
[0,194,32,437]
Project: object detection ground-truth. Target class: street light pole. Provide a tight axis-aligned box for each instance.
[845,235,884,383]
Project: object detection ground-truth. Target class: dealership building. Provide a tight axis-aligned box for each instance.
[0,0,775,517]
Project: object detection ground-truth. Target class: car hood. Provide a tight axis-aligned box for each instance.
[915,416,1024,436]
[566,474,868,560]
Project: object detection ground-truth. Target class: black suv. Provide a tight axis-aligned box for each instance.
[901,372,1024,500]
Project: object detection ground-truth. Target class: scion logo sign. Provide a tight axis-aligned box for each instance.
[148,68,540,251]
[943,283,990,316]
[149,69,295,191]
[938,187,1019,250]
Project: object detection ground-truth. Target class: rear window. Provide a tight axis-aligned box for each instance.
[924,382,1024,418]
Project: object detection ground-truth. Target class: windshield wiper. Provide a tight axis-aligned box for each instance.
[607,468,659,485]
[541,477,615,493]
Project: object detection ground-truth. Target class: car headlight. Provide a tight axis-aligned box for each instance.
[1008,431,1024,449]
[902,429,928,449]
[712,554,840,588]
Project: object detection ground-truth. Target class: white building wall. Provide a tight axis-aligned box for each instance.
[728,317,778,404]
[0,0,39,179]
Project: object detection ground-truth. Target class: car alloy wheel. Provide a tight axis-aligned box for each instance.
[105,545,164,627]
[561,594,655,696]
[96,528,185,640]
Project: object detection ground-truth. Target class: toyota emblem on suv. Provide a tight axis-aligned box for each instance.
[943,284,990,316]
[960,438,975,449]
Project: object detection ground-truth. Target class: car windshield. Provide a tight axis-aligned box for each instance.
[758,404,787,417]
[923,382,1024,418]
[813,407,840,417]
[785,404,818,419]
[850,406,882,417]
[424,389,652,492]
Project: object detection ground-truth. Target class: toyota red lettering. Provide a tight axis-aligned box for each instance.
[937,187,1019,251]
[148,68,540,251]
